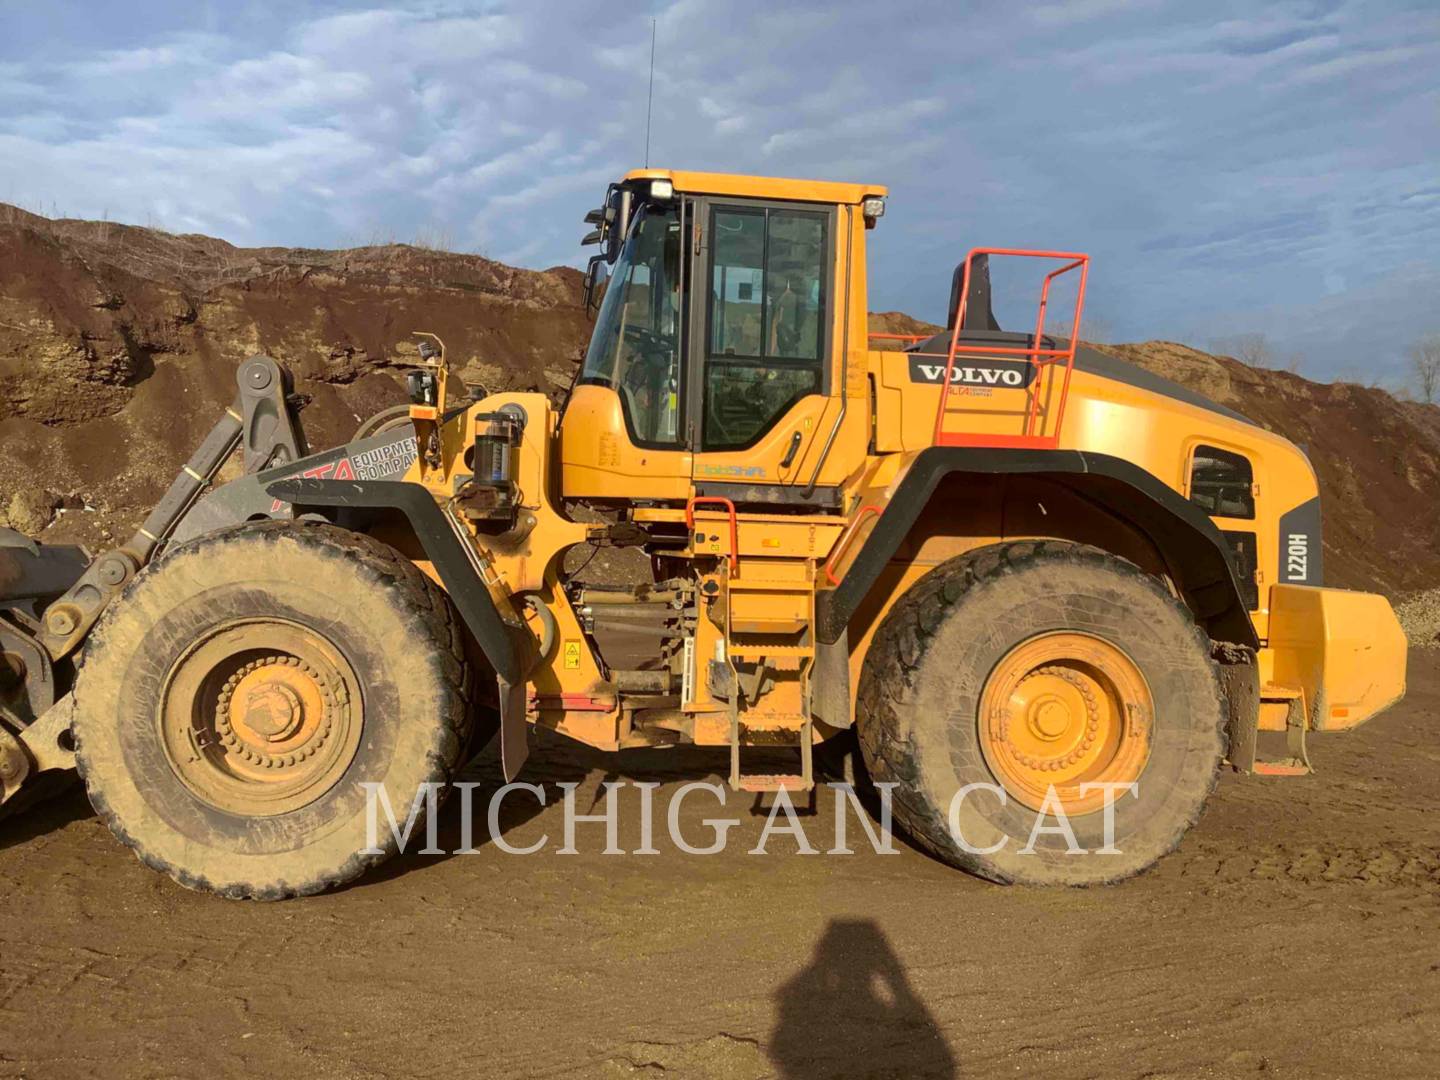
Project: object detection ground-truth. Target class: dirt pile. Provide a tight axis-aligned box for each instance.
[0,203,586,549]
[867,310,942,347]
[1,205,1436,598]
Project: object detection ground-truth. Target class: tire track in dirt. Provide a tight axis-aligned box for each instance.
[1175,839,1440,891]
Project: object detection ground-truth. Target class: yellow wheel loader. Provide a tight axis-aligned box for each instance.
[0,170,1408,896]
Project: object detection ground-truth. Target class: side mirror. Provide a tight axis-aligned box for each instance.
[583,255,608,317]
[581,185,633,266]
[604,188,632,265]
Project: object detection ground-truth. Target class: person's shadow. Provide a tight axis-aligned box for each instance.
[769,918,958,1079]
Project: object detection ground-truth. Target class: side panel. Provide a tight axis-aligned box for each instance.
[1277,496,1323,587]
[558,384,692,501]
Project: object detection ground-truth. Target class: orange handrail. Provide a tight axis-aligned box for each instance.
[867,332,929,343]
[932,247,1090,450]
[823,505,881,586]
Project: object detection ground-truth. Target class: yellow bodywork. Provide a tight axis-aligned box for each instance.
[405,169,1406,761]
[622,167,887,207]
[1264,585,1408,732]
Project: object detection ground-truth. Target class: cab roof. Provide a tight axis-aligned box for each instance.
[622,168,887,206]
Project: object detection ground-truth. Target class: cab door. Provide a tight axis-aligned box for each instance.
[686,197,839,503]
[559,199,693,502]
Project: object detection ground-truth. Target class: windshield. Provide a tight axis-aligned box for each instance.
[580,204,682,446]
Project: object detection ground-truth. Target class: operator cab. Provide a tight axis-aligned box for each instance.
[558,170,886,508]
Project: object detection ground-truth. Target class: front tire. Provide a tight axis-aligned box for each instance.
[857,540,1226,885]
[74,521,473,899]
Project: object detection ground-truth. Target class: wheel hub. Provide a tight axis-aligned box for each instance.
[214,656,337,773]
[238,680,303,741]
[1027,693,1071,741]
[979,632,1152,815]
[158,620,362,816]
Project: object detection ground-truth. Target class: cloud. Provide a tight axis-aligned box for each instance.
[1030,0,1160,28]
[0,0,1436,383]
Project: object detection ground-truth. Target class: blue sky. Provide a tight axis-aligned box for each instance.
[1,0,1437,386]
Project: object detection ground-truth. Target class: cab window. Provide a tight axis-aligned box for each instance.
[1188,445,1254,519]
[580,205,683,447]
[703,206,827,450]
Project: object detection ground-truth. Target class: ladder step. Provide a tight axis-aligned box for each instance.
[727,578,813,592]
[1260,683,1303,701]
[728,644,815,659]
[737,715,810,735]
[735,773,810,793]
[1252,759,1311,777]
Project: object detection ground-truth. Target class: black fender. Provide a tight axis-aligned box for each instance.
[816,447,1259,650]
[263,477,526,687]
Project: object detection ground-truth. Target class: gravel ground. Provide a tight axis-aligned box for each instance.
[1397,588,1440,649]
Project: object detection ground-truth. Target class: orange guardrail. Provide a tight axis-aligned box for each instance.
[920,248,1090,450]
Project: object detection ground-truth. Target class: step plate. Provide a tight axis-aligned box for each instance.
[734,773,811,793]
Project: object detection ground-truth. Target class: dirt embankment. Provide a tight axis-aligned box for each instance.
[0,203,586,549]
[2,207,1437,611]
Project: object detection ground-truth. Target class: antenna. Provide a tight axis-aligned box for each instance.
[644,18,656,167]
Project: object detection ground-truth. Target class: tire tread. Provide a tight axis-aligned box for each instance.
[75,520,474,900]
[857,540,1227,886]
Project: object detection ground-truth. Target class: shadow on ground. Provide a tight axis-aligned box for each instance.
[0,778,91,849]
[770,918,957,1079]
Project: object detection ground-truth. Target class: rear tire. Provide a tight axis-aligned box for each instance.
[856,540,1225,885]
[74,521,473,899]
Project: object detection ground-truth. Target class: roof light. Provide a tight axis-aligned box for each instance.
[650,179,674,200]
[862,196,886,220]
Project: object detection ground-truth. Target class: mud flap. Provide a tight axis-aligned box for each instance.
[1218,655,1260,773]
[264,479,524,687]
[811,629,852,730]
[497,678,529,780]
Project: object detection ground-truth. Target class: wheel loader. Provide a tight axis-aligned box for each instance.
[0,169,1408,896]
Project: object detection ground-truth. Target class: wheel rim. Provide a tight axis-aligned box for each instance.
[978,632,1152,815]
[158,619,363,816]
